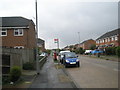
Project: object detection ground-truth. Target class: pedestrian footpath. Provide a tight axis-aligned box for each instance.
[29,55,77,88]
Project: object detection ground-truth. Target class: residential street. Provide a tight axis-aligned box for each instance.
[29,55,77,88]
[66,55,119,88]
[29,55,119,88]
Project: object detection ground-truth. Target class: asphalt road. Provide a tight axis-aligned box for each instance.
[66,55,119,88]
[29,56,77,88]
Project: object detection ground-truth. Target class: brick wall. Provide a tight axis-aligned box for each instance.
[82,40,96,50]
[1,21,36,49]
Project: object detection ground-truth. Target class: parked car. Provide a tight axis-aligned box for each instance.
[91,49,103,55]
[84,50,92,55]
[59,50,70,64]
[63,52,80,68]
[40,52,48,57]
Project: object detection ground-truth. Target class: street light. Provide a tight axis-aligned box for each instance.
[78,32,80,45]
[35,0,40,75]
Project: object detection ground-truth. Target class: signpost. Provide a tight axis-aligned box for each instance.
[54,38,59,50]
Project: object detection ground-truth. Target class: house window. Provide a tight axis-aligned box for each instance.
[105,38,107,42]
[14,29,23,36]
[96,41,98,44]
[115,36,118,41]
[1,29,7,36]
[102,39,104,43]
[99,40,101,43]
[14,46,24,49]
[111,37,115,41]
[108,38,110,42]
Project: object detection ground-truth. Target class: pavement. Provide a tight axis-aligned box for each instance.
[29,55,77,88]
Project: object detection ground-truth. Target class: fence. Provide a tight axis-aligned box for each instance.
[39,56,47,69]
[1,47,36,75]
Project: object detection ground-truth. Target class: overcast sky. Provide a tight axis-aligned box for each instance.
[0,0,119,49]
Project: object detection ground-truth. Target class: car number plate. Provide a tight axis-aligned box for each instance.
[70,62,76,64]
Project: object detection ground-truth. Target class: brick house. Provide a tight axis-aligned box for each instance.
[96,28,120,49]
[80,39,96,50]
[0,17,36,49]
[37,38,45,52]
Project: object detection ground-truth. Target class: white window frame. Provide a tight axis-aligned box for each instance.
[105,38,108,42]
[115,36,118,41]
[102,39,104,43]
[1,29,7,36]
[111,36,114,41]
[108,38,110,42]
[96,41,98,44]
[14,29,23,36]
[14,46,24,49]
[99,40,101,43]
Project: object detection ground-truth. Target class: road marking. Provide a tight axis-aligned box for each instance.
[113,69,120,72]
[25,81,31,84]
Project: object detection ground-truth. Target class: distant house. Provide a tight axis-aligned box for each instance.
[96,28,120,48]
[80,39,96,50]
[37,38,45,52]
[0,17,36,49]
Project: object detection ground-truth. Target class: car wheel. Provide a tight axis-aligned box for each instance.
[61,59,63,64]
[77,62,80,67]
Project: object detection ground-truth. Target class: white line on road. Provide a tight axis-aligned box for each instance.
[113,68,120,72]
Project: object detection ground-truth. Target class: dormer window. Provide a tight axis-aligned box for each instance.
[14,29,23,36]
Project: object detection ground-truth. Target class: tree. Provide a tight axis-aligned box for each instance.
[90,44,96,50]
[74,47,85,54]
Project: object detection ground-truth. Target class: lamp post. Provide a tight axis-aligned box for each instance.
[35,0,40,75]
[78,32,80,45]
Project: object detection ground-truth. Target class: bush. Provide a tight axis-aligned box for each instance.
[2,76,10,85]
[10,66,21,82]
[74,47,85,54]
[116,46,120,57]
[90,44,96,50]
[105,47,116,55]
[23,62,34,70]
[79,47,85,54]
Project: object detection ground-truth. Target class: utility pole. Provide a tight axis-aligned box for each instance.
[35,0,40,75]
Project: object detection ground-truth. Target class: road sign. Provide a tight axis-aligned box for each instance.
[54,39,58,43]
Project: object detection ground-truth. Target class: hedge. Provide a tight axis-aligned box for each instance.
[116,46,120,57]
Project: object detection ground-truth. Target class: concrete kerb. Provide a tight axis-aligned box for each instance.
[53,59,80,88]
[21,70,37,88]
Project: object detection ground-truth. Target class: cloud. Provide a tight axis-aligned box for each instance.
[38,2,118,49]
[0,0,118,49]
